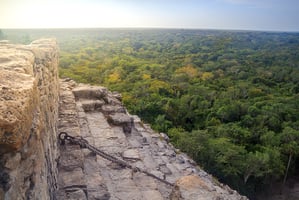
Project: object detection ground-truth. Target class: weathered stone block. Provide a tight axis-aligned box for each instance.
[72,86,108,100]
[107,113,133,126]
[80,99,105,112]
[0,39,59,200]
[101,105,126,115]
[107,113,134,134]
[0,68,36,153]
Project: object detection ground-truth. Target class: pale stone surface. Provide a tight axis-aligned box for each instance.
[0,61,36,152]
[142,190,164,200]
[171,175,249,200]
[59,168,85,187]
[122,149,140,160]
[72,85,108,100]
[101,104,126,115]
[0,45,35,75]
[80,99,105,112]
[0,39,59,200]
[171,175,216,200]
[107,113,133,125]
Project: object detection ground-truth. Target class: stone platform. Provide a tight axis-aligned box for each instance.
[56,79,247,200]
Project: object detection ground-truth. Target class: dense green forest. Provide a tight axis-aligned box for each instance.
[3,29,299,198]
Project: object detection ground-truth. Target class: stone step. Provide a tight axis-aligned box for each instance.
[57,80,87,200]
[81,109,165,199]
[72,84,168,199]
[57,79,248,200]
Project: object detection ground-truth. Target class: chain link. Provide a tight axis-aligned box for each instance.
[59,132,174,187]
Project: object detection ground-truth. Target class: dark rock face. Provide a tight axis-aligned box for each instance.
[56,80,248,200]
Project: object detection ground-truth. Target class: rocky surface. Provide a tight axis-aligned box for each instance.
[0,39,59,200]
[57,79,248,200]
[0,39,248,200]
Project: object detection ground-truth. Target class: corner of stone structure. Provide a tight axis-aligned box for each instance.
[0,38,59,200]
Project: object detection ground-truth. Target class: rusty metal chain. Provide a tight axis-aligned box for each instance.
[59,132,174,187]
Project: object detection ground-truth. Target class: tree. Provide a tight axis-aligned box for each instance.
[280,126,299,190]
[205,137,247,191]
[153,114,172,132]
[243,151,270,184]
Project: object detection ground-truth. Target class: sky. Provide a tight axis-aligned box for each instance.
[0,0,298,32]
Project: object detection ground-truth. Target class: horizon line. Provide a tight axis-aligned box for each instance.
[2,26,299,33]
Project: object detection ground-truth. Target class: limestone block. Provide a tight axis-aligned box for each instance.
[0,38,59,200]
[142,190,164,200]
[58,168,85,188]
[122,149,140,161]
[80,99,105,112]
[107,113,134,134]
[64,189,87,200]
[101,105,126,115]
[73,86,108,100]
[0,70,36,153]
[171,175,217,200]
[59,150,84,171]
[107,113,133,126]
[105,95,122,105]
[0,45,35,75]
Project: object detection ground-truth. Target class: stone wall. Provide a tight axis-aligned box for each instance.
[0,39,59,200]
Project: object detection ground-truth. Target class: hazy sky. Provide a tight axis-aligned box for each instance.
[1,0,298,31]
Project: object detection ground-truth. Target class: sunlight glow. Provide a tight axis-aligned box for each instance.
[1,0,298,31]
[6,1,143,28]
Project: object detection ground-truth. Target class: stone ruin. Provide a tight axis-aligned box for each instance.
[0,39,248,200]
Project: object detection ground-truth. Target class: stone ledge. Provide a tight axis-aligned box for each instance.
[0,70,36,153]
[0,38,58,154]
[0,38,59,200]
